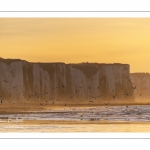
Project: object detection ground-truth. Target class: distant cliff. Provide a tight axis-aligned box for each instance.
[130,73,150,100]
[0,58,134,104]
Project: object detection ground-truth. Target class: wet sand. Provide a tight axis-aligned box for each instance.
[0,120,150,132]
[0,104,150,132]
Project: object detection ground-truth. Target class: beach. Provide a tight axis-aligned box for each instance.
[0,103,150,132]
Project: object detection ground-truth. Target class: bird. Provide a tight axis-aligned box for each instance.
[113,95,116,99]
[123,92,130,96]
[13,86,17,88]
[75,90,80,93]
[103,102,110,106]
[78,86,83,89]
[4,80,8,82]
[29,94,33,98]
[50,97,55,100]
[40,103,43,106]
[133,86,136,89]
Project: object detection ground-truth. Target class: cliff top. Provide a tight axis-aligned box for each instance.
[0,57,129,66]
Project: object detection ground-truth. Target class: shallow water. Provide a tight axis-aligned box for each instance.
[0,105,150,132]
[1,105,150,122]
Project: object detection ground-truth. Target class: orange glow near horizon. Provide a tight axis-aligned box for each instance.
[0,18,150,73]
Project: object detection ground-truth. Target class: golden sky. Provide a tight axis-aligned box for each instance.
[0,18,150,73]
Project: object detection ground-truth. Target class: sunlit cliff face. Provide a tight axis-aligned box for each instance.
[0,58,134,103]
[0,18,150,73]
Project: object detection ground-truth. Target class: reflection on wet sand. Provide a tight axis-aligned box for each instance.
[1,121,150,132]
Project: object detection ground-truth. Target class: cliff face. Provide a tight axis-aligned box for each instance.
[130,73,150,100]
[0,58,134,103]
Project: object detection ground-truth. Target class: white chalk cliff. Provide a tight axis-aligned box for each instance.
[0,58,134,103]
[130,73,150,100]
